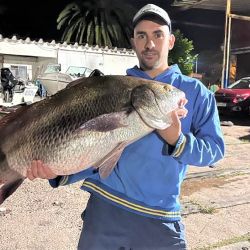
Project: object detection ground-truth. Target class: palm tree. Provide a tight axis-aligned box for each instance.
[57,0,136,48]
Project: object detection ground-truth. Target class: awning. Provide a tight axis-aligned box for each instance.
[172,0,250,15]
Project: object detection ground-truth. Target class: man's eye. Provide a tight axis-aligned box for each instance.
[155,33,164,38]
[137,34,145,39]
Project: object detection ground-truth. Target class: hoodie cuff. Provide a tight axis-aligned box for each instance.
[49,176,69,188]
[164,133,187,157]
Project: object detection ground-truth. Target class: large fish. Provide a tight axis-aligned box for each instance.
[0,75,185,204]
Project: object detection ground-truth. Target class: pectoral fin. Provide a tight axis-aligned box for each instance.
[94,142,128,179]
[79,111,130,132]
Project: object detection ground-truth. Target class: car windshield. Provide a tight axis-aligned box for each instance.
[65,66,93,77]
[229,78,250,89]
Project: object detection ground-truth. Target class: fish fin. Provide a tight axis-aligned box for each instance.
[0,178,24,205]
[79,111,129,132]
[94,142,128,179]
[88,69,104,77]
[65,70,104,90]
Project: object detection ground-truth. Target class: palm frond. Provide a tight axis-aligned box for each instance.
[57,3,78,23]
[87,20,94,44]
[62,18,82,42]
[57,0,136,48]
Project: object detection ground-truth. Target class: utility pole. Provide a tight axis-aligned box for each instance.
[221,0,250,89]
[221,0,231,89]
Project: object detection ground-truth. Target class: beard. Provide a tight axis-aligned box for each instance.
[139,49,161,70]
[140,59,160,71]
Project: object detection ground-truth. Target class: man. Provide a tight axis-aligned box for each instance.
[27,4,225,249]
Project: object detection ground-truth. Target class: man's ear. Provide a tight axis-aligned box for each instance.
[169,34,175,50]
[130,38,135,50]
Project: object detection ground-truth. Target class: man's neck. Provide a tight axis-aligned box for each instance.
[143,66,170,79]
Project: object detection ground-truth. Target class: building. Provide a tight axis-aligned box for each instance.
[0,35,138,81]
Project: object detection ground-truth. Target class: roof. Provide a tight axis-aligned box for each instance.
[172,0,250,15]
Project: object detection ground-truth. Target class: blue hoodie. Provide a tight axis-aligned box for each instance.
[50,64,225,221]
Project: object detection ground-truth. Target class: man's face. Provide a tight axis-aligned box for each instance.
[131,19,175,71]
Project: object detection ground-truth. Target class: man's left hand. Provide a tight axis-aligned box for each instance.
[157,98,188,146]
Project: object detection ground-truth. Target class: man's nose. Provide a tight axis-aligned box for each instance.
[145,39,155,50]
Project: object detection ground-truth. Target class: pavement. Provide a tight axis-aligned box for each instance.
[182,115,250,249]
[0,113,249,250]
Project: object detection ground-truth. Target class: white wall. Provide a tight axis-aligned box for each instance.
[57,46,138,75]
[0,37,57,58]
[58,49,87,73]
[0,35,138,78]
[103,53,138,75]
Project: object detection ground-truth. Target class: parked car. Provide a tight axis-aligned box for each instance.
[214,77,250,115]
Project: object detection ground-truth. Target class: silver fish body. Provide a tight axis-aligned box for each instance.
[0,75,185,204]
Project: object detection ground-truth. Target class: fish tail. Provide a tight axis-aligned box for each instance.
[0,178,24,205]
[0,147,25,205]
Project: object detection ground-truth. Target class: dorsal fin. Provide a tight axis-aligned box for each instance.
[89,69,104,77]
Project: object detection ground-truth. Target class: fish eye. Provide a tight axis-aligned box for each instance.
[164,85,173,92]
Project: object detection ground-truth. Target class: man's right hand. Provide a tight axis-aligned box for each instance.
[27,160,58,180]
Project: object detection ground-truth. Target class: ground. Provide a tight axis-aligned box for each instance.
[0,113,249,249]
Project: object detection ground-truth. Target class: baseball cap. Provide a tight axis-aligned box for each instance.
[133,4,171,31]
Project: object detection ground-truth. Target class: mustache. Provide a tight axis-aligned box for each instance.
[142,49,158,54]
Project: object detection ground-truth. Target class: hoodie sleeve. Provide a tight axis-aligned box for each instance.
[49,167,97,188]
[167,83,225,166]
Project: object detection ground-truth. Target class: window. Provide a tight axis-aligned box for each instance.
[229,78,250,89]
[10,65,28,80]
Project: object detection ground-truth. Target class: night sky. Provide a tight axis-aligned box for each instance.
[0,0,70,41]
[0,0,226,52]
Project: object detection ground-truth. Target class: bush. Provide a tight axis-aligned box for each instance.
[169,29,198,76]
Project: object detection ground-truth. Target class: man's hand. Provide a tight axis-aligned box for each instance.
[157,98,188,146]
[27,160,57,180]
